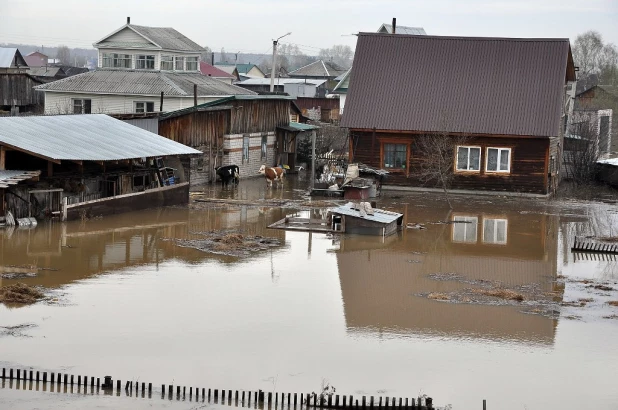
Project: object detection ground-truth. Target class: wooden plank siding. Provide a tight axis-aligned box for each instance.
[159,110,230,148]
[350,131,551,194]
[229,100,290,135]
[0,74,44,111]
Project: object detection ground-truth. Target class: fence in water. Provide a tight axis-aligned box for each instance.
[0,367,434,409]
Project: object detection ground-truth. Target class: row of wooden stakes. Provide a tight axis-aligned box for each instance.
[0,368,433,409]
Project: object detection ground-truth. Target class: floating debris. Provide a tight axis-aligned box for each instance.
[0,323,37,337]
[0,283,45,305]
[472,288,525,302]
[168,231,282,258]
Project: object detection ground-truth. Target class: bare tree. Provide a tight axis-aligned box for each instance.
[200,46,212,63]
[572,31,618,84]
[56,45,71,65]
[297,123,348,163]
[564,120,601,185]
[415,130,469,208]
[318,45,354,69]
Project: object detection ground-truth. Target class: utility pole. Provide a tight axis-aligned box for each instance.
[269,32,291,93]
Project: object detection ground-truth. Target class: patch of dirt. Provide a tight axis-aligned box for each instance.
[608,301,618,307]
[0,283,45,305]
[428,293,450,301]
[167,231,282,258]
[473,288,525,302]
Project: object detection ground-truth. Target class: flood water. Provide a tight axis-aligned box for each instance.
[2,177,618,410]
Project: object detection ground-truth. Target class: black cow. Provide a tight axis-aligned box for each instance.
[215,165,240,187]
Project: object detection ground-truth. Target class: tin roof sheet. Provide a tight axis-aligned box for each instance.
[34,69,255,97]
[0,47,19,68]
[0,114,201,161]
[378,24,426,35]
[0,170,41,188]
[288,60,347,78]
[331,202,403,224]
[237,78,326,86]
[341,33,574,137]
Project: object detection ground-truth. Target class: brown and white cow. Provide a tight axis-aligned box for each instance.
[258,165,285,188]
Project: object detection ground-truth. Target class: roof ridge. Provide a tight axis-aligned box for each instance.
[322,60,329,76]
[359,32,570,42]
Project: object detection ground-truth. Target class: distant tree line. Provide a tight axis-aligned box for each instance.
[572,31,618,85]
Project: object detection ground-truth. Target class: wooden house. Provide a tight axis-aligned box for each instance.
[340,34,577,195]
[0,114,200,222]
[158,95,301,183]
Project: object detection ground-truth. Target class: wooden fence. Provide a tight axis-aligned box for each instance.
[0,367,433,409]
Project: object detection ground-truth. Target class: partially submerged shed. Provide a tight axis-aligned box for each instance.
[0,114,200,221]
[330,202,403,236]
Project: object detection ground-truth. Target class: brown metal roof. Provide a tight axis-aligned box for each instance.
[341,33,575,137]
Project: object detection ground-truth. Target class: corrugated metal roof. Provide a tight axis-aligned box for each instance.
[341,34,573,137]
[35,69,255,97]
[278,122,320,132]
[129,25,204,51]
[28,66,63,77]
[378,24,426,35]
[288,60,347,78]
[0,47,18,68]
[331,202,403,224]
[333,68,351,93]
[237,78,326,86]
[0,114,201,161]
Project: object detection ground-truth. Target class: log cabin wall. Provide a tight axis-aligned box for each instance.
[350,131,551,194]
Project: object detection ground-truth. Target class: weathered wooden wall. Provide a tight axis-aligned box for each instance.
[229,100,290,135]
[0,74,44,111]
[350,131,550,194]
[159,110,230,148]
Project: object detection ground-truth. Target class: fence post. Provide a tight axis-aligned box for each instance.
[483,399,486,410]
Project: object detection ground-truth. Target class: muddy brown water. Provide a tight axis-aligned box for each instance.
[1,177,618,410]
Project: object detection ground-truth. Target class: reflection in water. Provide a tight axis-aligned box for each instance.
[336,208,561,344]
[0,206,288,290]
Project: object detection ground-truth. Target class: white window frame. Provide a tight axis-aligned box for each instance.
[72,98,91,114]
[160,55,174,70]
[382,143,408,170]
[186,56,198,71]
[261,135,268,159]
[456,146,481,172]
[482,218,508,245]
[175,56,185,71]
[242,136,250,163]
[102,53,131,69]
[451,216,478,243]
[485,147,511,173]
[136,55,155,70]
[134,101,155,113]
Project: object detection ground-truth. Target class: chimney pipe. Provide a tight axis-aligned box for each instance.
[392,17,396,34]
[127,17,131,24]
[211,52,214,66]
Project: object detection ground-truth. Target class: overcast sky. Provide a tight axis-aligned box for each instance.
[1,0,617,55]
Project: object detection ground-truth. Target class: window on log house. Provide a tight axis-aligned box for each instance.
[243,136,250,163]
[486,148,511,173]
[261,136,268,159]
[451,215,478,243]
[456,146,481,171]
[483,218,508,245]
[383,143,407,170]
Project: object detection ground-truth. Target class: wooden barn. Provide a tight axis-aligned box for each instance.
[159,95,303,184]
[0,114,200,222]
[340,34,577,195]
[0,73,44,115]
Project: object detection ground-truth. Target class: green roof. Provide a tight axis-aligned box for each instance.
[279,122,320,132]
[333,68,351,94]
[216,63,263,75]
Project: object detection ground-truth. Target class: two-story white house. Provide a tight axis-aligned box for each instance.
[36,18,255,114]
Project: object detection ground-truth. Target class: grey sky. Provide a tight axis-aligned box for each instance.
[1,0,617,55]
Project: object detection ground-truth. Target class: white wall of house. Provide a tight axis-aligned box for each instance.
[43,92,222,115]
[339,94,347,114]
[284,83,317,98]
